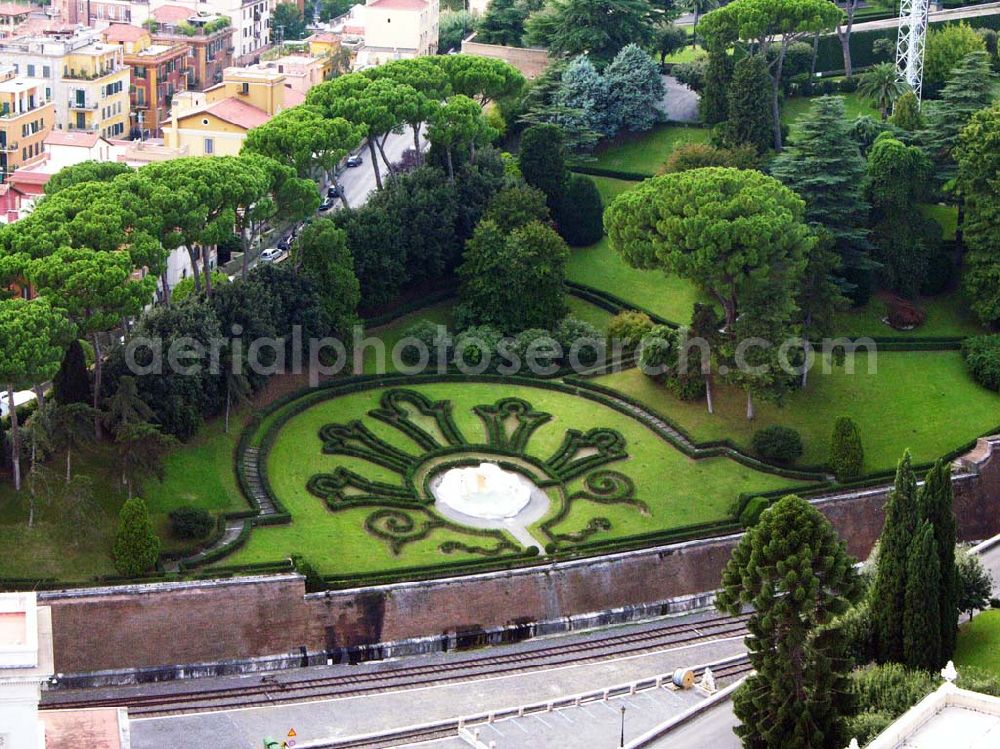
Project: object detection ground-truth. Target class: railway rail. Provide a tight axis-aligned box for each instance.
[44,612,749,718]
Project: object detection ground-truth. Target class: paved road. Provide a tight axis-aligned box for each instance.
[647,697,740,749]
[659,75,700,123]
[976,535,1000,596]
[335,126,425,210]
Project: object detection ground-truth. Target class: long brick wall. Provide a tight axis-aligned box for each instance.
[41,438,1000,677]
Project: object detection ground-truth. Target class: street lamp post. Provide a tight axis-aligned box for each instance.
[619,704,626,747]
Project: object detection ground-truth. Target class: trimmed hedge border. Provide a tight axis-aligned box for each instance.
[222,372,831,587]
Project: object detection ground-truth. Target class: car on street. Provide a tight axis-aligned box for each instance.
[259,247,282,264]
[318,198,335,212]
[327,184,344,199]
[346,154,363,168]
[277,235,292,251]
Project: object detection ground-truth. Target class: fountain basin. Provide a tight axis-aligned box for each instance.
[431,462,533,520]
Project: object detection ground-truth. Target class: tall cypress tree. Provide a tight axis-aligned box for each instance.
[726,54,774,154]
[903,521,942,671]
[701,41,733,125]
[919,459,958,663]
[771,96,871,303]
[717,495,862,749]
[872,450,920,664]
[52,338,92,406]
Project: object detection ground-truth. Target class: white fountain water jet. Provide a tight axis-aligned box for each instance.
[435,462,532,520]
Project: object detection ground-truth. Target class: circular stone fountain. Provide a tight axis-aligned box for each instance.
[433,462,532,520]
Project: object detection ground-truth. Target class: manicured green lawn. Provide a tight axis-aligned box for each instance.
[590,175,643,205]
[833,290,986,339]
[594,350,1000,472]
[956,610,1000,676]
[566,236,704,324]
[0,447,128,580]
[226,382,804,575]
[781,93,877,127]
[566,295,615,331]
[581,124,710,176]
[663,45,705,64]
[920,203,959,241]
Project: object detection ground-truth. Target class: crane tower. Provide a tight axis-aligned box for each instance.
[896,0,931,100]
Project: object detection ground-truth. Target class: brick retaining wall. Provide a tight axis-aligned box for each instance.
[41,438,1000,676]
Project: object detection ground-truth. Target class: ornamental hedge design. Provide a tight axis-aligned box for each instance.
[305,388,648,556]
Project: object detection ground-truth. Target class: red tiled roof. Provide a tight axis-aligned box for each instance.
[200,97,270,129]
[342,24,364,35]
[44,130,100,147]
[0,3,32,17]
[152,4,194,24]
[102,24,148,43]
[8,170,51,193]
[307,32,338,43]
[367,0,426,10]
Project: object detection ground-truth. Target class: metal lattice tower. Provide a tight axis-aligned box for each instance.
[896,0,931,100]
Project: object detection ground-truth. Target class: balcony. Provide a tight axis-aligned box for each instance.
[67,123,98,132]
[1,141,18,152]
[67,99,98,110]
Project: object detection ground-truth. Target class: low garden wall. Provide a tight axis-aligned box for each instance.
[461,36,552,79]
[39,437,1000,679]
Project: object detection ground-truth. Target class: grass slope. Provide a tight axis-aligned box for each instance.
[956,610,1000,676]
[594,350,1000,471]
[581,125,710,176]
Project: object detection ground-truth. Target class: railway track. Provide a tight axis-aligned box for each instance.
[308,656,754,749]
[44,612,749,717]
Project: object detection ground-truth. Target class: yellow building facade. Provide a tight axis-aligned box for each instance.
[0,29,131,140]
[162,67,287,157]
[0,67,53,179]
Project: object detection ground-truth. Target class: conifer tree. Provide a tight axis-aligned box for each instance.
[919,459,958,663]
[604,44,665,133]
[701,41,733,124]
[771,96,871,300]
[920,50,995,183]
[717,495,862,748]
[830,415,864,481]
[52,338,91,407]
[112,497,161,577]
[872,450,920,664]
[726,55,774,154]
[903,521,942,671]
[556,55,617,137]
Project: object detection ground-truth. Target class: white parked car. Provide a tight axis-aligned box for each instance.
[0,390,37,420]
[259,248,283,264]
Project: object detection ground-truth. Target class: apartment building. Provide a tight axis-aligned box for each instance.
[151,7,234,90]
[359,0,438,65]
[0,3,32,38]
[0,66,53,179]
[163,65,287,156]
[0,28,130,139]
[102,23,191,137]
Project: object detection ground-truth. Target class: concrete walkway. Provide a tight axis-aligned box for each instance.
[659,75,700,124]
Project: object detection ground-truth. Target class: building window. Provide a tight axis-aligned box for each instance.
[204,137,214,154]
[43,66,50,78]
[26,64,34,76]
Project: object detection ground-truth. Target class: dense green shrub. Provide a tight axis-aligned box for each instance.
[830,416,865,481]
[482,184,550,232]
[607,310,654,351]
[638,325,676,378]
[553,316,604,367]
[113,498,161,577]
[837,598,877,665]
[169,506,215,540]
[557,174,604,247]
[453,325,503,370]
[848,663,938,743]
[956,665,1000,697]
[963,335,1000,391]
[399,319,451,367]
[738,496,769,528]
[509,328,560,370]
[53,338,91,407]
[751,425,804,464]
[920,249,956,296]
[518,124,568,211]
